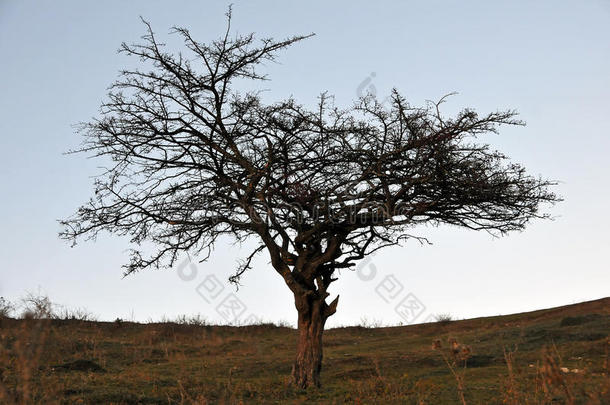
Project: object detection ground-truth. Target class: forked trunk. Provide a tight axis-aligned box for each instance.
[292,299,325,388]
[291,292,338,388]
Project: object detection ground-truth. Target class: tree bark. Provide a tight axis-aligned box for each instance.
[291,291,338,388]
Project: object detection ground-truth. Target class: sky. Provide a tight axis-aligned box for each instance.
[0,1,609,327]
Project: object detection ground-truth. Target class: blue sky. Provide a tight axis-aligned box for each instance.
[1,1,608,326]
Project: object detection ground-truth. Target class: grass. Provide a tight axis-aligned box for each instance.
[0,297,609,404]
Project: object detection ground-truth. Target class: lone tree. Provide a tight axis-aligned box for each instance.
[61,13,558,388]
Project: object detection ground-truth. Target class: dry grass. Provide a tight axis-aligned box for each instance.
[0,296,608,404]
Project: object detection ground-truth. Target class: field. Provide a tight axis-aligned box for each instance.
[1,297,609,404]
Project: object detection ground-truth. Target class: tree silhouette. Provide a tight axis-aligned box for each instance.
[60,11,559,388]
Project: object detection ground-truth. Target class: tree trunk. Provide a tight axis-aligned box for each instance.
[291,292,338,388]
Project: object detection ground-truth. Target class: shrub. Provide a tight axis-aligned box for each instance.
[20,292,54,319]
[0,296,15,318]
[434,313,453,324]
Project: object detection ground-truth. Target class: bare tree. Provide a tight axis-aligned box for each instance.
[60,11,559,388]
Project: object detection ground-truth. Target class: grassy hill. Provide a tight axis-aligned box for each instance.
[1,297,609,404]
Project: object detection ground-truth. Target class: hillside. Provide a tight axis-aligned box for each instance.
[1,298,609,404]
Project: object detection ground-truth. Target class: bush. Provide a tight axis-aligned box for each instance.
[434,313,454,324]
[20,292,54,319]
[0,296,15,318]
